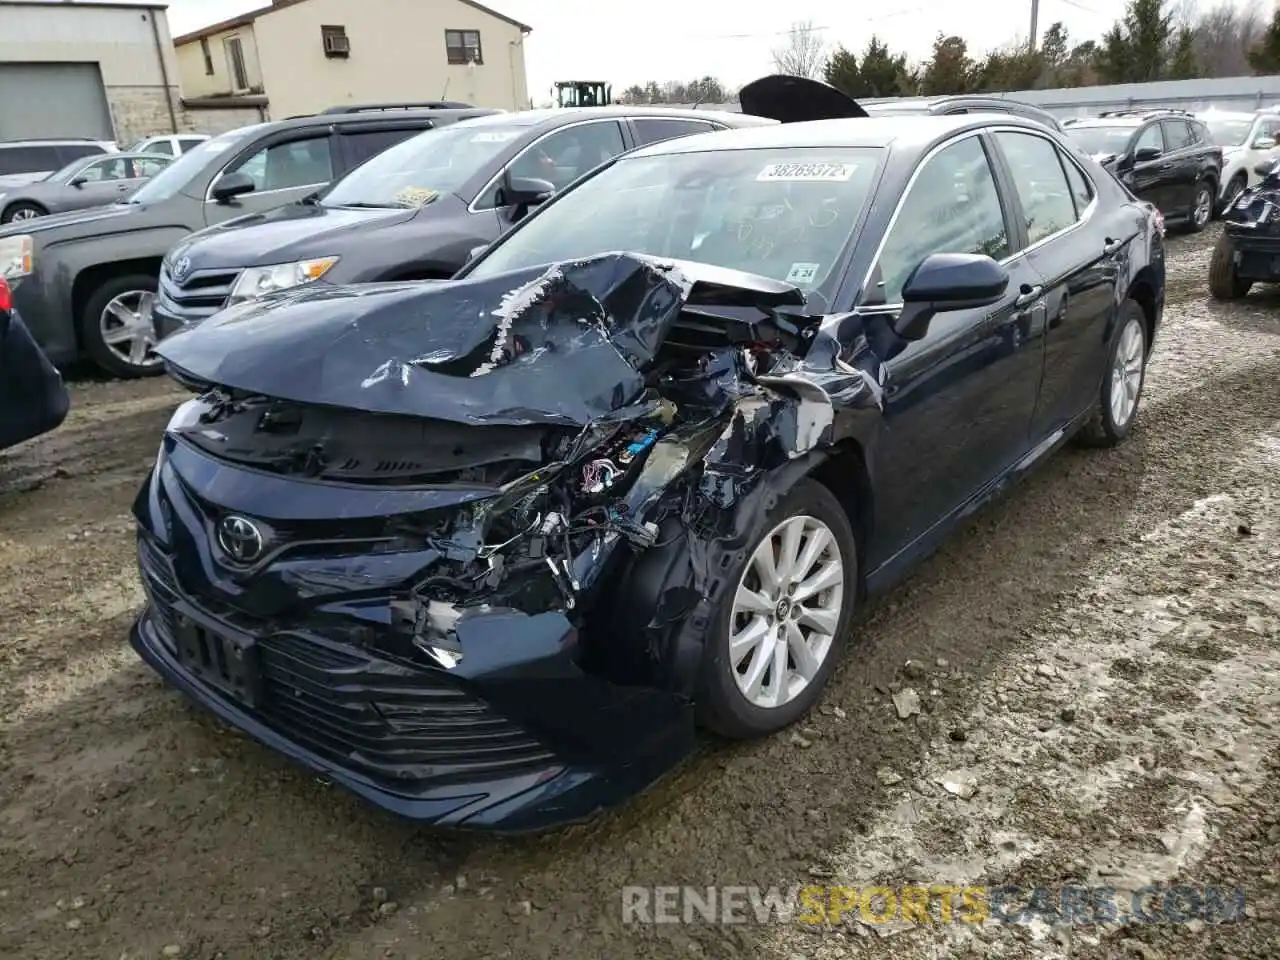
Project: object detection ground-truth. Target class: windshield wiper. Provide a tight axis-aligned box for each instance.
[332,201,403,209]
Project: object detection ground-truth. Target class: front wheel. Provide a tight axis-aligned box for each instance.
[1218,174,1247,217]
[79,273,164,379]
[1077,300,1148,448]
[1186,179,1214,233]
[696,479,858,739]
[1208,234,1252,300]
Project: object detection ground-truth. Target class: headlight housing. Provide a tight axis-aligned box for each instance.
[227,256,338,304]
[0,235,33,280]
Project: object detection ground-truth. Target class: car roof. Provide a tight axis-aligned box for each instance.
[0,138,114,146]
[454,106,775,131]
[1065,117,1145,128]
[1197,110,1258,120]
[626,112,1050,159]
[265,107,501,132]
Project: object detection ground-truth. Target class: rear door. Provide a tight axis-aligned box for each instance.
[203,129,337,225]
[988,128,1120,437]
[859,132,1046,567]
[1160,118,1197,212]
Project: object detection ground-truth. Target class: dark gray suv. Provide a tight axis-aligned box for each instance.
[0,105,495,377]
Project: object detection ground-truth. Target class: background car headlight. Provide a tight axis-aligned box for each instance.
[227,256,338,304]
[0,235,33,280]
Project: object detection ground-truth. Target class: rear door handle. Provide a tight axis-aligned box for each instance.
[1014,284,1043,308]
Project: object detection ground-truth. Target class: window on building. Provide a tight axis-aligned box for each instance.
[321,24,350,58]
[200,37,215,76]
[224,35,249,91]
[445,29,482,65]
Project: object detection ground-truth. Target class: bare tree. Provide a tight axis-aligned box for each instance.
[1191,0,1263,77]
[772,20,827,79]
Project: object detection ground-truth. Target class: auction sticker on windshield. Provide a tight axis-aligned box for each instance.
[786,262,820,284]
[757,161,856,182]
[394,186,440,208]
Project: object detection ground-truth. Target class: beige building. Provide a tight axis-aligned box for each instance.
[173,0,532,119]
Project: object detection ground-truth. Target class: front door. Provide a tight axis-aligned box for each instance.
[1129,122,1170,212]
[862,132,1045,568]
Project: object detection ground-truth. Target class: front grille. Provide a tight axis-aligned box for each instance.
[157,265,241,323]
[135,538,557,788]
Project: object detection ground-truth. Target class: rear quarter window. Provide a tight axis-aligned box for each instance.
[632,118,720,146]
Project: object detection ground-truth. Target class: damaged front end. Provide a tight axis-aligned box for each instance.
[131,252,889,829]
[1219,163,1280,285]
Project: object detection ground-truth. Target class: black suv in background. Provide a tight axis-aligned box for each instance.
[1062,109,1223,232]
[153,108,774,341]
[0,104,495,377]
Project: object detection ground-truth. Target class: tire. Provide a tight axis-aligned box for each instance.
[1077,300,1148,448]
[1,202,47,224]
[696,478,858,739]
[79,273,164,379]
[1185,179,1214,233]
[1217,174,1247,217]
[1208,233,1252,300]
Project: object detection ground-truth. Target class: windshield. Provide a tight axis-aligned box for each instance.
[466,147,884,295]
[127,125,263,204]
[1203,118,1254,147]
[1064,125,1136,157]
[322,123,525,208]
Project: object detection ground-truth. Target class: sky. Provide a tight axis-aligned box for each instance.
[162,0,1242,104]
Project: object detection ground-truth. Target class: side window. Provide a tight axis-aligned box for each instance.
[178,138,207,153]
[0,145,61,175]
[341,128,424,169]
[506,121,626,193]
[225,135,334,191]
[1059,153,1095,217]
[1161,120,1194,152]
[632,118,718,146]
[80,157,130,182]
[133,156,170,178]
[873,135,1010,305]
[1134,123,1164,156]
[993,131,1079,245]
[1255,118,1280,143]
[145,140,175,156]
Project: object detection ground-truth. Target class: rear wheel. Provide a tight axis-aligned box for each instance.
[696,479,857,739]
[1208,234,1252,300]
[1185,179,1214,233]
[79,274,164,379]
[1,202,46,224]
[1077,300,1148,448]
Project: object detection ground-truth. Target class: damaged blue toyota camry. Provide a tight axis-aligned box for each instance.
[130,82,1166,831]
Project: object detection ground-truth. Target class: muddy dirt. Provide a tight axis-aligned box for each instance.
[0,224,1276,960]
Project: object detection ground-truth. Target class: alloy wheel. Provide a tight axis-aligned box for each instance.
[99,290,161,370]
[7,207,39,222]
[1194,187,1213,227]
[729,514,845,709]
[1109,317,1145,429]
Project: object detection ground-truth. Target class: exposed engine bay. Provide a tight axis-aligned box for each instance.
[157,251,898,674]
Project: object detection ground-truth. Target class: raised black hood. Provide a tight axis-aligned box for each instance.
[156,253,806,428]
[739,74,868,123]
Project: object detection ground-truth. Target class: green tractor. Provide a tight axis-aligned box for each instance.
[553,81,612,108]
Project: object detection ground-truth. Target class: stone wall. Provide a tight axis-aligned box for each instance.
[104,86,265,143]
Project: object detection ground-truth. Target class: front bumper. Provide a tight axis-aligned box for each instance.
[1222,231,1280,281]
[130,536,696,831]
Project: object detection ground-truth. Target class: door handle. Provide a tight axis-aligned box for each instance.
[1014,284,1043,308]
[1102,237,1123,255]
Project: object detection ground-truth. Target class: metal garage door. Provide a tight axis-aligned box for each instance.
[0,63,114,140]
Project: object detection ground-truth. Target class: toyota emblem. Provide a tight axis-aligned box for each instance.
[217,515,264,563]
[171,254,192,283]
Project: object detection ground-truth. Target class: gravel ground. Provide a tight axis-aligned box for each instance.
[0,224,1276,960]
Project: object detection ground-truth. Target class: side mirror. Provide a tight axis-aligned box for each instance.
[1253,136,1277,150]
[1134,146,1162,163]
[210,171,256,204]
[1254,160,1278,177]
[895,252,1010,341]
[69,176,87,188]
[498,171,555,209]
[466,244,487,263]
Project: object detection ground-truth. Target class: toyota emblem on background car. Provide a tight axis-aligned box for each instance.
[217,515,264,563]
[171,255,192,283]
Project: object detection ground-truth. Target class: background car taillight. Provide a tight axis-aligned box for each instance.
[0,276,11,314]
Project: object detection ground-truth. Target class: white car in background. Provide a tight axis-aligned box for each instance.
[1197,109,1280,212]
[128,134,210,158]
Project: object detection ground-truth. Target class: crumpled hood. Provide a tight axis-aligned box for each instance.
[157,252,806,428]
[169,200,426,270]
[739,74,868,123]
